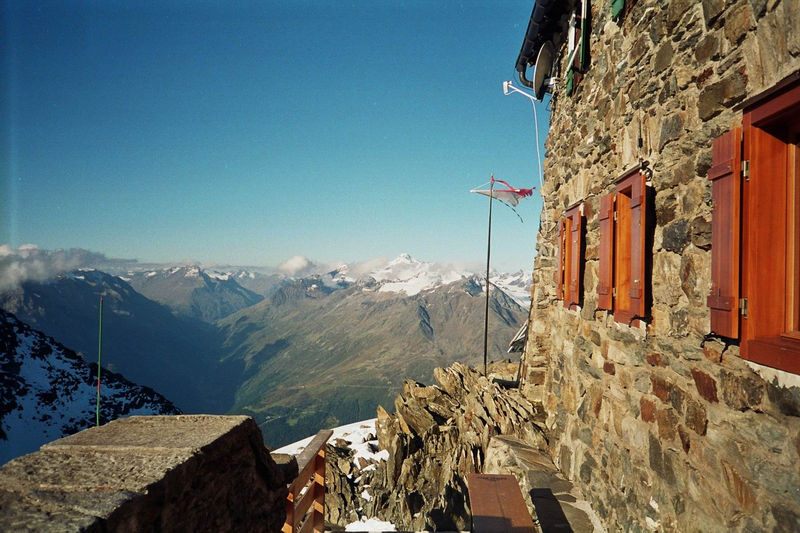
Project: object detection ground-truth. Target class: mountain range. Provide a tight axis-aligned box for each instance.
[0,309,180,464]
[0,270,231,413]
[0,253,530,450]
[124,266,264,322]
[218,271,526,446]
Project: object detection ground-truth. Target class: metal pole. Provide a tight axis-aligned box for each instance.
[483,178,494,377]
[95,296,103,426]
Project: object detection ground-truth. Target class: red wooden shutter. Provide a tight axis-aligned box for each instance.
[557,218,565,300]
[597,194,615,310]
[567,208,583,309]
[628,171,648,318]
[707,128,742,338]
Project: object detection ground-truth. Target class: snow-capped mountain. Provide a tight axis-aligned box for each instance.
[491,270,532,307]
[0,270,230,414]
[126,265,264,322]
[217,268,528,447]
[270,254,531,306]
[0,310,180,464]
[368,254,470,296]
[334,254,531,307]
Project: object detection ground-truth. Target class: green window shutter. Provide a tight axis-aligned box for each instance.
[566,69,574,96]
[611,0,625,20]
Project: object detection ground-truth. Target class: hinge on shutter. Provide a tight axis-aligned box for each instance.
[613,211,617,221]
[740,297,748,317]
[612,288,617,298]
[742,160,750,181]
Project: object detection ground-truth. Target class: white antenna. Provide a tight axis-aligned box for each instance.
[501,81,545,190]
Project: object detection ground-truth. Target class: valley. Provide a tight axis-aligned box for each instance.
[0,254,530,451]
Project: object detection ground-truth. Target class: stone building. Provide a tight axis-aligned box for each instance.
[515,0,800,531]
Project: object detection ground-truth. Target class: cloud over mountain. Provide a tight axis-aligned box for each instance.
[277,255,318,277]
[0,245,115,292]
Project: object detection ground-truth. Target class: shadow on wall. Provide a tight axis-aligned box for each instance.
[530,488,573,533]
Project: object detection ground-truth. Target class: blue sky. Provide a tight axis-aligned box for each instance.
[2,1,549,272]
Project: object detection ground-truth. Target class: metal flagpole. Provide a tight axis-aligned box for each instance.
[95,296,103,426]
[483,178,494,377]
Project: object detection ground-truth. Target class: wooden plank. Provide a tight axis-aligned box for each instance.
[707,128,741,338]
[298,513,316,533]
[597,193,615,310]
[614,190,632,324]
[284,429,332,533]
[295,430,333,475]
[293,483,317,526]
[557,218,565,300]
[467,474,536,533]
[629,171,647,319]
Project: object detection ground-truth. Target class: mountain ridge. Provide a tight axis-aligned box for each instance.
[217,274,527,447]
[0,309,181,464]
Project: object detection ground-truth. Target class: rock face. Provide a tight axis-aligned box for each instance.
[524,0,800,531]
[330,362,548,531]
[0,416,288,533]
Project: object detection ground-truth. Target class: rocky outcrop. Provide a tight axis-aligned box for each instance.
[327,361,548,531]
[0,416,288,532]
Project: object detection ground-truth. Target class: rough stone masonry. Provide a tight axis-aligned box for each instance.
[0,416,289,532]
[522,0,800,531]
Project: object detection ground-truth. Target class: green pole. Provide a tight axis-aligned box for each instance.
[95,296,103,426]
[483,178,494,377]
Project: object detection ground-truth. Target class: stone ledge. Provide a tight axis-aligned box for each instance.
[484,435,605,533]
[0,415,287,532]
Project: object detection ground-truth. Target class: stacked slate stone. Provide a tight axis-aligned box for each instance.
[325,361,547,531]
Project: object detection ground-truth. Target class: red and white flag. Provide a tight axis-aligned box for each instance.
[470,175,533,207]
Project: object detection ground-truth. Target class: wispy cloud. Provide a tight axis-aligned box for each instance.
[0,245,125,292]
[277,255,318,277]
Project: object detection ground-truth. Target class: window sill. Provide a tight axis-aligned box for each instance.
[744,336,800,375]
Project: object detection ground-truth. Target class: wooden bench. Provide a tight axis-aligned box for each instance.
[467,473,536,533]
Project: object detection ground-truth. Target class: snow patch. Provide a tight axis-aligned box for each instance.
[274,418,385,470]
[344,517,396,531]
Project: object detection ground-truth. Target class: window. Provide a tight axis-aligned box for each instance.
[597,169,650,325]
[709,75,800,374]
[565,0,590,97]
[558,203,584,309]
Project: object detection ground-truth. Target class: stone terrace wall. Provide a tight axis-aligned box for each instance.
[524,0,800,532]
[0,416,290,532]
[355,362,548,531]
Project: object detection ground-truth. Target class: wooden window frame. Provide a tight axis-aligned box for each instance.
[558,203,584,310]
[597,169,650,326]
[739,81,800,374]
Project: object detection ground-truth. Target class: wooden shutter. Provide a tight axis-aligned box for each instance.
[597,194,615,310]
[707,128,742,338]
[628,171,648,319]
[611,0,625,20]
[567,207,583,309]
[557,218,565,300]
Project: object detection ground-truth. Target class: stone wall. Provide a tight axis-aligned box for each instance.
[0,416,290,532]
[326,361,548,531]
[523,0,800,531]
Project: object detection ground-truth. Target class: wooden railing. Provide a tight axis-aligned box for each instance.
[282,429,333,533]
